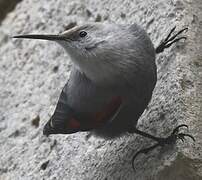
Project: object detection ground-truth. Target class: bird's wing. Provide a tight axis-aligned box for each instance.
[43,82,122,136]
[43,82,80,135]
[83,96,123,129]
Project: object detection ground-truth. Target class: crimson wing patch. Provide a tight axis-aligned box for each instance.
[43,86,122,136]
[88,96,122,128]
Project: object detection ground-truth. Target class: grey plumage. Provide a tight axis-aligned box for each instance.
[46,23,156,138]
[13,22,156,138]
[13,22,194,167]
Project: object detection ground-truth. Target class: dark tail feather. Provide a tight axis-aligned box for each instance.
[43,86,81,136]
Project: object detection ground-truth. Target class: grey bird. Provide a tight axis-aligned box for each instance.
[13,23,194,168]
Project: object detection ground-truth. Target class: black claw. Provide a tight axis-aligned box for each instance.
[164,26,176,42]
[167,28,188,42]
[155,26,188,54]
[131,124,195,170]
[164,37,187,49]
[178,133,195,142]
[172,124,188,135]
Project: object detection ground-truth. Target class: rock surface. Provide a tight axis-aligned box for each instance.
[0,0,202,179]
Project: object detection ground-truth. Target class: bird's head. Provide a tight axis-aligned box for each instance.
[13,23,155,85]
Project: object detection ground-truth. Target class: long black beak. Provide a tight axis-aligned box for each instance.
[12,34,67,41]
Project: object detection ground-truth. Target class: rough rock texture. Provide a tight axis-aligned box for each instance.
[0,0,201,179]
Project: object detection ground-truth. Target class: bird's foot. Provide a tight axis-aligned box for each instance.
[155,26,188,54]
[132,124,195,170]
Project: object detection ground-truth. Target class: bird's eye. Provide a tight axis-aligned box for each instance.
[79,31,87,37]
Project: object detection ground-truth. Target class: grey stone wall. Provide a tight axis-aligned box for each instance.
[0,0,201,179]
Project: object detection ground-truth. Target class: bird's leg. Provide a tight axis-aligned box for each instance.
[129,124,195,170]
[155,26,188,54]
